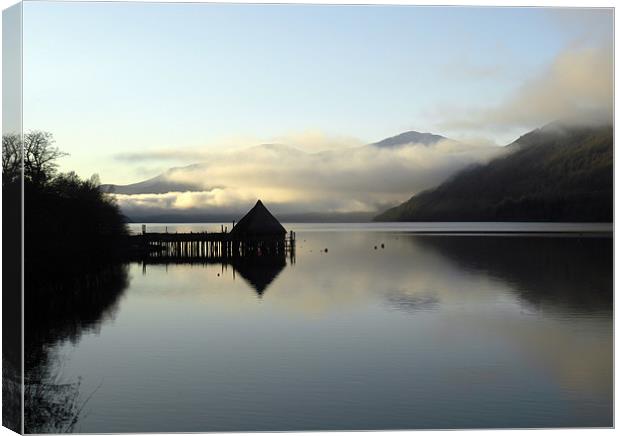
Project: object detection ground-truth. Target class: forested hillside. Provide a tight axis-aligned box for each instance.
[375,122,613,222]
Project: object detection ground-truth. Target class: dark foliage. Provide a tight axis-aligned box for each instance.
[2,134,23,431]
[26,172,129,274]
[2,131,131,275]
[1,131,131,432]
[2,133,22,185]
[375,122,613,222]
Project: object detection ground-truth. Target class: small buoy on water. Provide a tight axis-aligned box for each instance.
[374,246,377,250]
[324,248,328,253]
[217,273,220,277]
[381,243,385,249]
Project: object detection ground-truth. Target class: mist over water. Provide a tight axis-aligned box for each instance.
[26,224,612,432]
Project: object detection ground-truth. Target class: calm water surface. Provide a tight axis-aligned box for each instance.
[29,223,613,432]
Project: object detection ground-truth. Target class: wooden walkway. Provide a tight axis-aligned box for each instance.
[129,230,296,261]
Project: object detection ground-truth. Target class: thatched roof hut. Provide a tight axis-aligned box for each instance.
[230,200,286,239]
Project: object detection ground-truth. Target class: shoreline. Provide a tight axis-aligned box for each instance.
[397,230,613,237]
[125,222,613,236]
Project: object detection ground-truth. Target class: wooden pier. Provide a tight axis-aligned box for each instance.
[129,229,296,262]
[129,200,296,266]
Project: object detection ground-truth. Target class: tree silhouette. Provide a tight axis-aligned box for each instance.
[1,131,129,271]
[2,130,70,185]
[23,131,68,185]
[1,131,131,432]
[2,133,21,185]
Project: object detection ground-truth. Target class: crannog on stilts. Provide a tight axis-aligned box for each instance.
[130,200,296,263]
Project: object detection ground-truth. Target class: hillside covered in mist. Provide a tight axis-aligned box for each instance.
[101,131,501,222]
[375,122,613,222]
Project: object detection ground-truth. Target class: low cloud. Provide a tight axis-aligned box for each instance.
[547,8,613,46]
[115,131,364,165]
[438,45,613,134]
[116,149,211,163]
[112,139,503,217]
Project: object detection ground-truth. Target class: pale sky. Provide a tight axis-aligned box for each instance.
[20,3,612,192]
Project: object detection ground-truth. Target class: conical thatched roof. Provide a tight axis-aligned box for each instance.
[230,200,286,238]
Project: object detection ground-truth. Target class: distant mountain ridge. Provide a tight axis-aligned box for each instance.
[120,210,377,224]
[375,121,613,222]
[100,171,202,195]
[371,130,447,147]
[101,130,452,196]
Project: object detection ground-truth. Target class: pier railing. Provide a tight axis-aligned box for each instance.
[129,230,296,263]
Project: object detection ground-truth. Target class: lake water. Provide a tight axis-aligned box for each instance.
[27,223,613,432]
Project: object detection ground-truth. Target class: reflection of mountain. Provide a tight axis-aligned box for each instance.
[376,122,613,222]
[415,235,612,313]
[231,256,287,296]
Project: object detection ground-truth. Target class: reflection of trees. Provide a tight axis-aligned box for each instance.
[3,357,21,431]
[3,130,130,432]
[25,366,84,434]
[415,235,612,313]
[1,130,129,431]
[3,133,27,430]
[25,264,130,433]
[3,151,22,430]
[26,264,130,359]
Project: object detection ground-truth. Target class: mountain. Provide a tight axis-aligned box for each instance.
[100,169,203,195]
[371,130,447,148]
[100,143,313,196]
[101,131,451,196]
[375,122,613,222]
[117,210,377,224]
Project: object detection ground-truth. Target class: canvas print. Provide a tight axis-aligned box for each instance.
[2,1,614,433]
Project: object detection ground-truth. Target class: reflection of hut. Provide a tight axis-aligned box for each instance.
[230,200,286,240]
[232,256,286,296]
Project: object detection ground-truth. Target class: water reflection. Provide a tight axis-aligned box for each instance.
[414,235,613,314]
[384,290,440,313]
[141,252,290,297]
[231,256,287,296]
[26,229,613,432]
[26,264,130,355]
[25,264,130,433]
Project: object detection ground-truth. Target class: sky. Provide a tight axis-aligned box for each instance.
[19,2,613,216]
